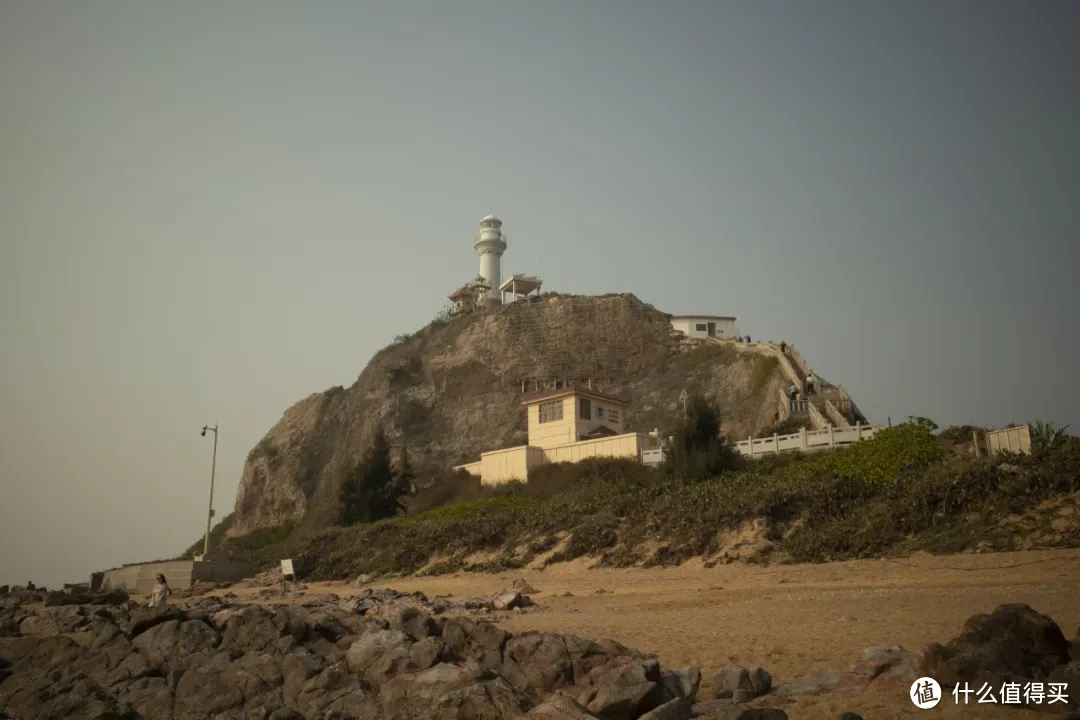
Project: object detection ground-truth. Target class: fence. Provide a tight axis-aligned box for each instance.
[735,423,880,457]
[983,425,1032,456]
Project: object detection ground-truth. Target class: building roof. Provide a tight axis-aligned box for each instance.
[499,274,542,294]
[521,386,630,407]
[670,314,737,321]
[448,286,477,299]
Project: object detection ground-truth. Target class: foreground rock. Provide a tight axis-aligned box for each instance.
[0,589,698,719]
[340,586,544,621]
[922,603,1078,712]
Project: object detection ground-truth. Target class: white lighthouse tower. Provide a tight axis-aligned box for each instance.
[474,214,507,307]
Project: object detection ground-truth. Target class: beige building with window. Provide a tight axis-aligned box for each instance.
[454,387,661,485]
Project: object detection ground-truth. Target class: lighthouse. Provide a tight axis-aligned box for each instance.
[474,214,507,307]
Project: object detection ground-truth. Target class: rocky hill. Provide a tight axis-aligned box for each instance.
[230,294,789,537]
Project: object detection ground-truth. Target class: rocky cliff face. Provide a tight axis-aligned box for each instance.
[230,294,787,537]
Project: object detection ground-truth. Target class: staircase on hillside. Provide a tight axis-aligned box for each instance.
[707,337,860,431]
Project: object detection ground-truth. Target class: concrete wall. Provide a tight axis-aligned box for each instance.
[478,445,546,485]
[671,317,739,339]
[467,432,661,485]
[986,426,1032,456]
[99,560,254,593]
[454,460,482,477]
[526,396,577,449]
[542,432,656,464]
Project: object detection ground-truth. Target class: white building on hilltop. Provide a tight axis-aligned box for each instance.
[449,215,542,314]
[670,315,740,340]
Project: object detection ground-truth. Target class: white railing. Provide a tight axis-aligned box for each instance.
[735,423,880,457]
[824,398,847,428]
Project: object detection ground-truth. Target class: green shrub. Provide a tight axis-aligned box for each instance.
[1031,421,1072,454]
[938,424,984,444]
[778,423,944,488]
[219,423,1080,579]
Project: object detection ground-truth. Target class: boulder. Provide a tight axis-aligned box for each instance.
[578,658,663,720]
[174,664,245,717]
[638,696,692,720]
[712,666,771,699]
[431,675,534,719]
[503,632,574,698]
[849,646,920,691]
[378,662,481,717]
[527,691,601,719]
[442,616,508,671]
[658,666,701,704]
[128,607,186,637]
[392,606,441,641]
[564,635,617,686]
[282,650,325,706]
[922,603,1070,690]
[494,590,527,611]
[770,669,866,697]
[115,676,173,720]
[132,619,181,669]
[296,661,380,719]
[346,628,435,686]
[220,605,284,655]
[514,579,541,594]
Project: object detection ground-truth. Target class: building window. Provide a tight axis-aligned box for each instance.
[695,323,707,331]
[596,407,605,419]
[538,400,563,423]
[579,397,591,420]
[608,409,620,424]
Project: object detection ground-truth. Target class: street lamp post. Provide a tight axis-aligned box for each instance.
[200,424,219,557]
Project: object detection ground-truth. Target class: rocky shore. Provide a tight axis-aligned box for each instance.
[1,581,1078,719]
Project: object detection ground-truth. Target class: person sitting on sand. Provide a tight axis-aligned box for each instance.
[148,574,169,609]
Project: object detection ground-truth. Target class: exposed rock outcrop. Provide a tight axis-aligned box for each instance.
[0,588,701,720]
[231,294,790,536]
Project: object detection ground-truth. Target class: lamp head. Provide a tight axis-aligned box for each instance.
[201,427,207,437]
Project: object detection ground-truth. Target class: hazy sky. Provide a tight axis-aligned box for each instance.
[2,1,1077,588]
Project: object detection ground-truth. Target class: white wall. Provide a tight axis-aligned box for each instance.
[573,397,626,438]
[671,317,740,339]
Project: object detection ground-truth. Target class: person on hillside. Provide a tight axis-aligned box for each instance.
[780,341,787,354]
[148,574,169,609]
[806,373,816,395]
[788,382,799,406]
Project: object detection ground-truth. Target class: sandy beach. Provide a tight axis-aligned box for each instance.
[226,548,1080,719]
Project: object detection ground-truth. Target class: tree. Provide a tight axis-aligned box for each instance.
[905,416,939,432]
[664,394,740,479]
[340,426,407,525]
